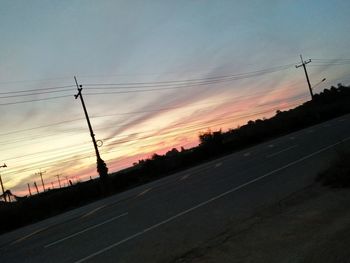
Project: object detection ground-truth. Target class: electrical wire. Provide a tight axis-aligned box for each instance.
[82,64,295,87]
[0,85,75,95]
[0,79,305,138]
[0,88,75,99]
[0,94,73,106]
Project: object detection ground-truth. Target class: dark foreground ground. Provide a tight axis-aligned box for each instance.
[172,184,350,263]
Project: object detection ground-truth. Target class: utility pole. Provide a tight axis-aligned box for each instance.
[296,55,313,100]
[0,164,7,202]
[56,174,62,188]
[35,170,46,192]
[34,182,39,194]
[0,175,6,203]
[74,76,108,181]
[27,183,32,196]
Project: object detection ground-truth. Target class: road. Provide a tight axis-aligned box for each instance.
[1,114,350,263]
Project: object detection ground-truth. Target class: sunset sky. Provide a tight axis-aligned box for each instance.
[1,0,350,195]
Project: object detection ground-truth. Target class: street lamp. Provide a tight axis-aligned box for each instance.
[312,78,326,91]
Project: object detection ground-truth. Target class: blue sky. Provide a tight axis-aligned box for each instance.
[2,0,349,80]
[1,0,350,194]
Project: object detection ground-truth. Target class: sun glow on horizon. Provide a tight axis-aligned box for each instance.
[0,80,326,196]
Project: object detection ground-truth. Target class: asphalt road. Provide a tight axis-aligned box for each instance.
[1,114,350,263]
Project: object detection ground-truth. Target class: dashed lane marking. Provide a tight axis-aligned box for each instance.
[215,162,222,168]
[82,205,107,218]
[266,145,298,158]
[45,213,128,248]
[180,174,190,180]
[10,227,49,245]
[136,188,152,197]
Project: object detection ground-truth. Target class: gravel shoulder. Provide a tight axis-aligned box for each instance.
[171,184,350,263]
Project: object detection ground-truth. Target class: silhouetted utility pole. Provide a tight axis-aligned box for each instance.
[34,182,39,194]
[0,175,6,203]
[74,76,108,181]
[296,55,313,100]
[56,174,62,188]
[27,183,32,196]
[0,164,7,202]
[35,170,46,192]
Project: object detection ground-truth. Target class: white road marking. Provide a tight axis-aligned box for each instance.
[82,205,107,218]
[180,174,190,180]
[73,135,350,263]
[243,152,251,157]
[45,212,128,248]
[289,136,295,140]
[215,162,222,168]
[10,227,48,245]
[136,188,152,197]
[268,144,274,148]
[266,145,298,158]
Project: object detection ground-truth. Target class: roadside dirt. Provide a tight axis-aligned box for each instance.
[171,184,350,263]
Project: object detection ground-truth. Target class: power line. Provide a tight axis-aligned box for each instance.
[83,68,292,91]
[0,94,73,106]
[0,88,74,99]
[3,142,93,162]
[308,62,350,67]
[2,153,96,181]
[311,58,350,61]
[0,85,75,95]
[0,69,291,105]
[0,80,305,137]
[83,68,294,95]
[82,64,295,87]
[1,148,97,179]
[0,118,86,137]
[0,129,83,147]
[0,64,297,106]
[83,70,290,95]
